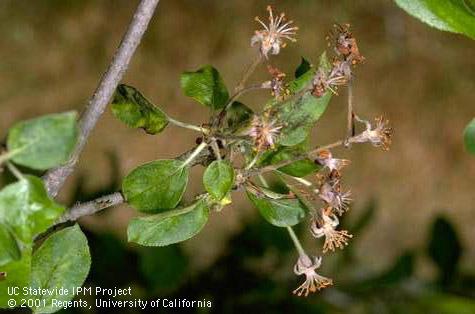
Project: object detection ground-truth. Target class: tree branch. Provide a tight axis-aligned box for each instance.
[50,144,213,226]
[43,0,161,198]
[56,192,125,224]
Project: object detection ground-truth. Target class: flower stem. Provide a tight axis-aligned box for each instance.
[346,80,355,145]
[235,54,263,92]
[287,226,306,257]
[256,140,345,174]
[168,117,209,134]
[181,142,208,168]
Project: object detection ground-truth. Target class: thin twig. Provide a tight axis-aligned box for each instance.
[56,192,125,224]
[43,0,161,198]
[181,142,208,167]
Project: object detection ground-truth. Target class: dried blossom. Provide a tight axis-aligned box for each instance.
[329,23,365,64]
[251,6,298,58]
[319,182,352,216]
[293,254,333,297]
[328,59,352,83]
[311,210,352,253]
[244,115,282,151]
[262,65,288,99]
[352,116,393,150]
[314,149,351,172]
[311,61,350,97]
[311,69,328,98]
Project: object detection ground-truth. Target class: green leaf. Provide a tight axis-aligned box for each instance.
[0,176,65,243]
[246,187,306,227]
[123,160,189,213]
[225,101,253,131]
[276,53,333,146]
[0,223,21,266]
[295,57,312,78]
[128,199,209,246]
[180,65,229,110]
[6,112,78,170]
[268,145,320,177]
[203,160,235,200]
[394,0,475,39]
[464,118,475,154]
[111,84,169,135]
[0,248,32,308]
[30,224,91,314]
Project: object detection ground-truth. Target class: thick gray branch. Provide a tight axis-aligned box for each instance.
[43,0,160,197]
[56,192,125,224]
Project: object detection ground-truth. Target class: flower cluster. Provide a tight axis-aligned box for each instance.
[254,20,390,296]
[230,6,392,297]
[311,24,365,97]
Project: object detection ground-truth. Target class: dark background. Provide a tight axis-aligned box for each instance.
[0,0,474,313]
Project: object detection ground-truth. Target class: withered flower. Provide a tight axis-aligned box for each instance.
[244,114,282,151]
[311,69,328,98]
[353,116,393,150]
[330,23,365,64]
[314,149,351,172]
[251,6,298,58]
[311,60,350,97]
[262,65,288,99]
[319,182,352,216]
[311,210,352,253]
[293,254,333,297]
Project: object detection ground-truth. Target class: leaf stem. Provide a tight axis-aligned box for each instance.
[0,149,22,166]
[245,152,261,170]
[182,142,208,168]
[258,174,269,188]
[286,226,306,257]
[6,161,24,180]
[168,116,209,134]
[277,171,313,187]
[210,138,222,161]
